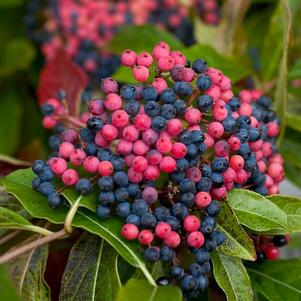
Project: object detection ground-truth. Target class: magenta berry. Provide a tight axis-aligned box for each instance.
[132,156,148,172]
[69,149,86,166]
[88,99,104,115]
[195,191,212,208]
[137,51,154,67]
[104,93,122,111]
[101,78,118,94]
[133,65,149,82]
[83,156,100,173]
[155,222,172,239]
[142,186,158,204]
[49,157,67,175]
[159,156,176,173]
[98,161,114,176]
[59,142,74,159]
[164,231,181,248]
[187,231,205,248]
[121,224,139,240]
[171,142,187,159]
[183,215,201,232]
[121,49,137,67]
[112,110,129,128]
[138,230,154,245]
[61,169,79,186]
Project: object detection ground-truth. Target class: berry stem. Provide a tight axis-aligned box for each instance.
[0,228,68,264]
[188,89,200,106]
[0,230,22,245]
[23,225,54,236]
[61,116,86,128]
[64,195,83,234]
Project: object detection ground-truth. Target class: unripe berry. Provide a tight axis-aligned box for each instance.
[264,245,280,260]
[98,161,114,176]
[159,156,177,173]
[83,156,100,173]
[121,49,137,67]
[164,231,181,248]
[132,156,148,172]
[121,223,139,240]
[133,140,149,156]
[49,157,67,175]
[195,192,212,208]
[104,93,122,111]
[208,122,224,138]
[183,215,201,232]
[116,139,133,155]
[101,78,118,94]
[158,55,175,71]
[69,149,86,166]
[133,66,149,82]
[230,155,244,171]
[137,52,153,67]
[122,125,139,142]
[152,78,168,94]
[155,222,172,239]
[171,142,187,159]
[153,41,170,60]
[62,169,79,186]
[144,165,160,181]
[227,136,241,151]
[112,110,129,128]
[127,167,143,183]
[59,142,74,159]
[134,114,151,131]
[138,230,154,245]
[184,108,202,125]
[166,119,183,136]
[101,124,118,141]
[88,99,104,115]
[156,136,173,154]
[187,231,204,248]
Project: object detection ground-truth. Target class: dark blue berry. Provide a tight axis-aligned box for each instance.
[80,128,94,143]
[212,157,229,173]
[98,176,113,191]
[76,179,92,195]
[196,177,212,192]
[200,216,216,234]
[120,84,137,100]
[132,199,148,216]
[196,74,212,90]
[39,166,54,182]
[96,205,111,219]
[144,101,160,117]
[160,246,175,262]
[97,148,113,161]
[41,104,54,116]
[161,88,177,104]
[192,59,207,73]
[170,266,184,279]
[171,203,188,219]
[173,81,193,96]
[206,200,220,216]
[32,160,46,175]
[116,202,131,218]
[113,171,129,187]
[114,187,130,202]
[151,116,167,132]
[144,247,160,262]
[124,100,140,116]
[228,97,241,111]
[194,249,210,263]
[99,191,115,205]
[87,117,103,131]
[197,95,213,112]
[141,86,158,101]
[39,182,55,196]
[125,214,141,226]
[174,99,186,114]
[127,183,140,198]
[140,212,157,228]
[48,193,64,209]
[160,104,176,120]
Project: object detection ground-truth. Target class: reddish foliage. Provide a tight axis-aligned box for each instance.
[38,51,88,116]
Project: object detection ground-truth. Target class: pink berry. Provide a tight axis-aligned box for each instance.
[268,163,284,178]
[62,169,79,186]
[211,186,227,200]
[227,136,241,151]
[133,65,149,82]
[83,156,99,173]
[266,122,279,137]
[262,142,273,157]
[88,99,104,115]
[185,167,202,182]
[132,156,148,172]
[101,124,118,141]
[156,136,172,154]
[164,231,181,248]
[98,161,114,176]
[138,230,154,245]
[59,142,75,159]
[205,85,221,102]
[95,132,109,147]
[116,139,133,155]
[195,192,212,208]
[214,140,229,157]
[207,68,223,84]
[222,167,237,183]
[204,133,215,148]
[166,119,183,136]
[69,149,86,167]
[122,125,139,142]
[142,186,158,204]
[184,215,201,232]
[127,167,143,183]
[133,140,149,155]
[219,76,232,91]
[49,157,67,175]
[42,116,57,129]
[249,139,263,151]
[125,154,135,167]
[146,149,163,165]
[134,114,151,131]
[170,50,186,65]
[159,156,176,173]
[213,102,228,121]
[230,155,244,171]
[158,55,175,72]
[187,231,204,248]
[155,222,172,239]
[121,223,139,240]
[238,103,252,116]
[104,93,122,111]
[264,245,280,260]
[236,169,248,184]
[142,128,158,145]
[208,122,224,138]
[239,90,252,103]
[182,68,196,82]
[61,129,78,143]
[101,77,118,94]
[171,142,187,159]
[153,41,170,60]
[137,51,153,67]
[152,78,168,94]
[121,49,137,67]
[112,110,129,128]
[144,165,160,180]
[185,108,202,125]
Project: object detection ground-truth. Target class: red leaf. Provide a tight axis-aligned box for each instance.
[38,51,88,116]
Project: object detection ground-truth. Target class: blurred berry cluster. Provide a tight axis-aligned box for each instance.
[25,0,196,80]
[32,42,284,297]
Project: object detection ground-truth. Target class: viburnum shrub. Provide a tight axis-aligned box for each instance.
[25,0,220,82]
[33,42,286,298]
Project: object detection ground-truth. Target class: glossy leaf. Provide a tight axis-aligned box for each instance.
[248,259,301,301]
[284,161,301,188]
[2,169,155,284]
[268,195,301,232]
[60,232,120,301]
[0,39,35,77]
[227,189,288,232]
[0,265,22,301]
[37,51,88,116]
[217,201,256,261]
[211,252,253,301]
[115,279,182,301]
[9,245,50,301]
[112,67,136,84]
[288,59,301,80]
[181,44,252,83]
[107,25,183,54]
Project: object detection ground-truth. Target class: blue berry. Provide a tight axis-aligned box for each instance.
[144,247,160,262]
[192,59,207,73]
[212,157,229,173]
[80,128,94,143]
[170,266,184,279]
[154,206,171,221]
[144,101,161,117]
[171,203,188,219]
[211,173,224,187]
[41,103,54,116]
[173,81,193,96]
[223,117,237,132]
[189,263,203,277]
[237,115,251,129]
[205,200,220,216]
[48,135,61,151]
[249,128,260,142]
[174,99,186,114]
[141,86,158,101]
[182,275,198,291]
[98,176,114,191]
[200,164,212,177]
[132,199,148,216]
[196,177,212,192]
[111,156,125,171]
[197,95,213,112]
[96,205,111,219]
[194,249,210,263]
[48,193,64,209]
[160,104,176,120]
[228,97,241,111]
[257,95,272,109]
[85,143,99,156]
[180,131,193,145]
[113,171,129,187]
[238,143,252,159]
[125,214,141,226]
[180,192,195,208]
[32,177,41,191]
[179,179,195,193]
[97,148,113,161]
[151,116,167,132]
[160,246,175,262]
[166,216,181,230]
[120,84,136,100]
[161,88,177,104]
[197,275,209,290]
[114,187,130,202]
[212,231,225,246]
[196,74,212,90]
[124,100,140,116]
[176,158,189,171]
[39,181,55,197]
[116,202,131,218]
[127,183,140,197]
[190,130,204,143]
[76,179,92,195]
[87,117,103,131]
[200,216,216,234]
[140,212,157,228]
[170,171,185,183]
[99,191,115,205]
[39,166,54,182]
[236,128,250,143]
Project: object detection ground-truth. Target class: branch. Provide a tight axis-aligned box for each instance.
[0,228,68,264]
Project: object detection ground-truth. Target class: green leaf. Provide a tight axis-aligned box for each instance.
[217,201,256,261]
[288,59,301,80]
[0,91,22,155]
[60,232,120,301]
[0,207,52,236]
[117,256,136,285]
[0,0,24,7]
[248,259,301,301]
[284,161,301,188]
[227,189,288,232]
[181,45,252,83]
[2,169,155,285]
[111,67,136,84]
[0,265,22,301]
[0,39,35,77]
[9,245,50,301]
[268,195,301,232]
[193,16,218,49]
[280,136,301,168]
[211,252,253,301]
[115,279,182,301]
[107,25,183,54]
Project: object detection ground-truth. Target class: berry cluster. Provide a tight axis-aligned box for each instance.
[33,42,284,297]
[25,0,195,80]
[194,0,220,25]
